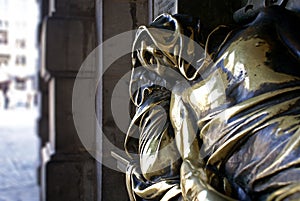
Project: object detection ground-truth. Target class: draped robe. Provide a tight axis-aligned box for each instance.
[125,6,300,201]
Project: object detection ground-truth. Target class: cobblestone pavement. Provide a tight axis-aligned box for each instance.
[0,107,40,201]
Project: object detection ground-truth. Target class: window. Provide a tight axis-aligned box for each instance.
[0,54,10,66]
[0,30,8,44]
[15,77,27,90]
[15,55,26,66]
[16,39,26,48]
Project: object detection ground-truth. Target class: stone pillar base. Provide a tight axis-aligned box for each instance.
[45,153,98,201]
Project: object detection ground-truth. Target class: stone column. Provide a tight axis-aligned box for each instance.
[39,0,99,200]
[96,0,149,200]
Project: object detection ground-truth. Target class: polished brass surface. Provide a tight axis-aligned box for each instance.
[125,6,300,201]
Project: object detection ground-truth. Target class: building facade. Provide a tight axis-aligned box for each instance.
[0,0,38,108]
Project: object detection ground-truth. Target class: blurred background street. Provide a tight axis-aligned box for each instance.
[0,107,40,201]
[0,0,40,199]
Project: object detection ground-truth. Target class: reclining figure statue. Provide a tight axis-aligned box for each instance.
[124,1,300,200]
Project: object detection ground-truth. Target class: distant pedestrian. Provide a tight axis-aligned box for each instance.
[0,66,11,109]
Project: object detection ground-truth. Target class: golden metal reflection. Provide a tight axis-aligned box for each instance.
[125,7,300,201]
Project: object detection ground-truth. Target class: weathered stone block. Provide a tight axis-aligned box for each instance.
[38,117,49,146]
[46,154,98,201]
[38,77,50,146]
[49,77,97,154]
[54,0,95,17]
[153,0,178,19]
[45,17,96,76]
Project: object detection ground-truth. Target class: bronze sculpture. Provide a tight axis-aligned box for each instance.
[124,1,300,200]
